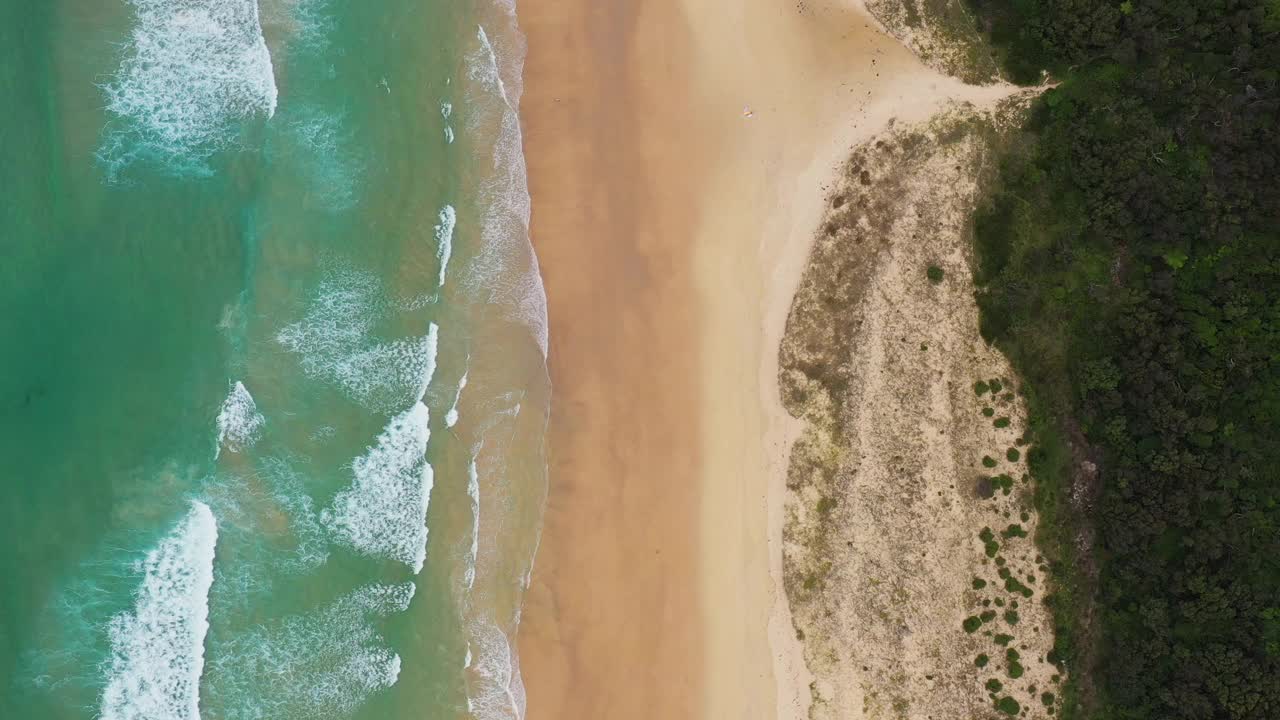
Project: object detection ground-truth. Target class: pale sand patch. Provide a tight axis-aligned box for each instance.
[518,0,1026,717]
[778,107,1060,719]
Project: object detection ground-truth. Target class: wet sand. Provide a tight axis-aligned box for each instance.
[516,0,1011,717]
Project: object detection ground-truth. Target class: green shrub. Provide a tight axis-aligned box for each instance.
[989,379,1004,393]
[994,633,1015,645]
[963,616,983,633]
[979,527,1000,557]
[994,417,1011,429]
[1008,662,1025,679]
[927,265,945,284]
[1042,692,1056,706]
[1006,447,1021,462]
[973,577,988,590]
[982,455,998,468]
[996,696,1020,715]
[976,653,990,668]
[986,678,1004,692]
[981,610,997,623]
[983,406,995,417]
[974,380,990,396]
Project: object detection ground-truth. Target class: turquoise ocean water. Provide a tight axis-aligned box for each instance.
[0,1,549,719]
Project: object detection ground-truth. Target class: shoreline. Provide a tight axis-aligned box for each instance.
[517,0,1018,717]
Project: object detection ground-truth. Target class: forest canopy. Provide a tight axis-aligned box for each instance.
[964,1,1280,718]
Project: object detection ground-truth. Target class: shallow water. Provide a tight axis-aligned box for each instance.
[0,1,548,719]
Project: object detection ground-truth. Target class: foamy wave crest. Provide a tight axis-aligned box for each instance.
[205,583,414,719]
[276,269,439,412]
[99,501,218,720]
[322,403,434,573]
[101,0,278,174]
[446,370,468,428]
[463,24,548,356]
[216,381,264,457]
[435,205,456,288]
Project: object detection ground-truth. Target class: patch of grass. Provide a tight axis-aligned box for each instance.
[989,379,1004,394]
[1007,447,1021,462]
[982,455,999,468]
[975,380,991,396]
[992,474,1014,495]
[983,406,995,417]
[994,417,1011,428]
[1008,661,1025,679]
[996,696,1021,715]
[1000,523,1028,539]
[994,633,1015,645]
[963,615,983,633]
[927,265,945,284]
[1043,692,1057,706]
[981,609,997,623]
[976,653,990,667]
[816,496,838,516]
[973,577,988,590]
[1003,573,1034,597]
[986,678,1004,692]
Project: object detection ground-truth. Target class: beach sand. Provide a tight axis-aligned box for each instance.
[517,1,1018,717]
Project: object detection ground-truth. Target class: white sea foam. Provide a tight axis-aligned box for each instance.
[99,501,218,720]
[441,101,455,143]
[285,105,360,211]
[435,205,456,288]
[206,583,414,719]
[216,381,264,457]
[322,403,434,573]
[101,0,278,173]
[465,619,521,720]
[464,24,549,356]
[445,370,468,428]
[276,269,439,412]
[465,457,480,591]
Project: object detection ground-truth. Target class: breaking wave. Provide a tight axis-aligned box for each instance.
[435,204,457,288]
[99,501,218,720]
[276,268,440,412]
[322,403,435,573]
[216,381,264,457]
[100,0,278,176]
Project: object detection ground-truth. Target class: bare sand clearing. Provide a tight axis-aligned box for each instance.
[518,0,1036,718]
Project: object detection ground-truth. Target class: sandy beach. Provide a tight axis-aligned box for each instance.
[517,0,1021,717]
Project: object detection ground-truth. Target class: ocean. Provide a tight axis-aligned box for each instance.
[0,1,550,719]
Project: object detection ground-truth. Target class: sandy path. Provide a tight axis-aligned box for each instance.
[517,1,1015,717]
